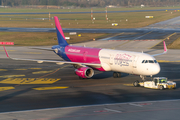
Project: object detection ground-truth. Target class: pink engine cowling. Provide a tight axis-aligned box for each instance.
[75,67,94,78]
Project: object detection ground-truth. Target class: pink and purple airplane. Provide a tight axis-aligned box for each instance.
[4,16,167,80]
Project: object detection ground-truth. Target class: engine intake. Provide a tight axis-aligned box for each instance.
[75,67,94,78]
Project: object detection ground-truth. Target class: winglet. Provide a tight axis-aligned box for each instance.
[3,46,9,58]
[163,41,167,53]
[151,41,168,57]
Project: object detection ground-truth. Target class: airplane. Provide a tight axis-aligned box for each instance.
[3,16,167,80]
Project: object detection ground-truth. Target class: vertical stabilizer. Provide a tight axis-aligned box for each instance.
[54,16,68,46]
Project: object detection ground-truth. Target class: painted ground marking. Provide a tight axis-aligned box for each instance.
[33,86,69,90]
[129,103,143,107]
[94,110,108,113]
[0,87,15,91]
[32,70,54,74]
[0,69,7,71]
[38,65,70,78]
[0,78,60,84]
[123,84,134,86]
[138,103,152,105]
[157,60,180,63]
[24,52,42,54]
[0,50,15,52]
[0,75,25,78]
[14,69,27,70]
[29,68,42,70]
[104,108,122,113]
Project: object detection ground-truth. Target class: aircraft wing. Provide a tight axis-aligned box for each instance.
[3,46,101,68]
[151,41,167,57]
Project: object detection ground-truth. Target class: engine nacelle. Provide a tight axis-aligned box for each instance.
[75,67,94,78]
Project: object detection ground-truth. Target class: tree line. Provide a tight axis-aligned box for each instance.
[1,0,180,7]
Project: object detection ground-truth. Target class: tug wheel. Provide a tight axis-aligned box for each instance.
[159,85,164,90]
[133,80,139,87]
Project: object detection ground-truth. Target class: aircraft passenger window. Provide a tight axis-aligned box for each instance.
[142,60,145,63]
[145,60,148,63]
[149,60,154,63]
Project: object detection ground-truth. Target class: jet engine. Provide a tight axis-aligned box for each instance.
[75,67,94,78]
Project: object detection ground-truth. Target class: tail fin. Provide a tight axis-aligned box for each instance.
[54,16,68,46]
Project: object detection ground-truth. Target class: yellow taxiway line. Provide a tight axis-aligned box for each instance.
[149,32,176,49]
[14,69,27,70]
[123,84,134,86]
[0,87,15,91]
[29,68,42,70]
[0,69,7,71]
[32,70,54,74]
[33,86,69,90]
[0,75,25,78]
[0,50,15,52]
[157,60,180,62]
[0,78,61,84]
[24,52,42,54]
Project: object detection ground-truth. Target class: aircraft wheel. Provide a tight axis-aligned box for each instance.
[113,72,118,78]
[113,72,121,78]
[117,72,121,78]
[133,80,139,87]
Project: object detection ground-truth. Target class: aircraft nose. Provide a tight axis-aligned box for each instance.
[152,64,160,75]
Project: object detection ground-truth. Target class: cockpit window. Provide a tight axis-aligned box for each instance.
[149,60,154,63]
[142,60,158,63]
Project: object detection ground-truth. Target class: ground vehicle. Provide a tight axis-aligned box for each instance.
[133,77,176,90]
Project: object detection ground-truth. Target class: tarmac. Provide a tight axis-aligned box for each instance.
[0,39,180,120]
[0,12,180,120]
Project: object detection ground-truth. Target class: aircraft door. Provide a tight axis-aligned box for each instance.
[132,56,139,74]
[133,56,138,68]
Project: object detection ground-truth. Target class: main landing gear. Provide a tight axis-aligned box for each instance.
[113,72,121,78]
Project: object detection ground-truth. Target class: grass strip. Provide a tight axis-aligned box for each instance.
[0,6,180,13]
[0,10,180,28]
[168,37,180,49]
[0,32,108,46]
